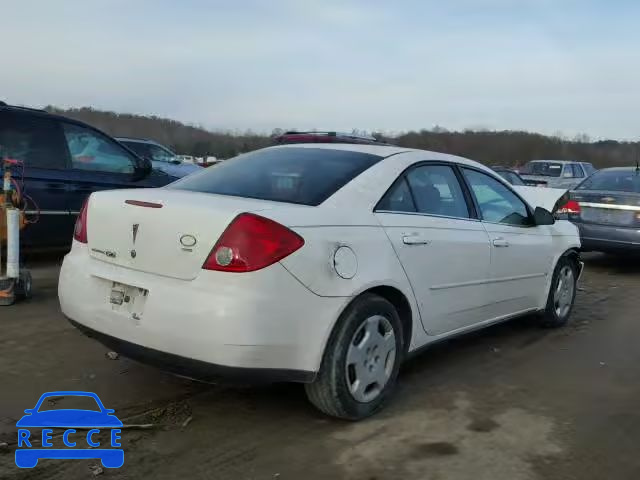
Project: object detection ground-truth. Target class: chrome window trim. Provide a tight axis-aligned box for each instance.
[375,210,481,222]
[579,202,640,211]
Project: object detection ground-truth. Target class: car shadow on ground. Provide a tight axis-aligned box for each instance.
[581,252,640,276]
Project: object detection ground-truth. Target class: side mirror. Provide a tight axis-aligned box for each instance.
[534,206,555,225]
[132,156,153,180]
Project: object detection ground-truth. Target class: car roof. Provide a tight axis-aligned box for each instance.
[270,143,493,170]
[0,103,120,137]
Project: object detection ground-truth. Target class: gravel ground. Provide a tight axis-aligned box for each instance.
[1,253,639,479]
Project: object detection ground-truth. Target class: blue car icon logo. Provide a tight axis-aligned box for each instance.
[15,391,124,468]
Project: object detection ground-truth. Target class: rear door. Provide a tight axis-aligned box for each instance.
[375,163,493,336]
[0,110,73,248]
[59,121,146,215]
[461,167,554,317]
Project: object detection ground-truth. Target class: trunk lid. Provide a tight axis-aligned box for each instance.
[571,190,640,227]
[519,175,549,187]
[86,189,278,280]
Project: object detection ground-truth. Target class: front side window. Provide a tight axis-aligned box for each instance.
[405,165,470,218]
[463,168,531,226]
[0,113,67,169]
[63,123,134,174]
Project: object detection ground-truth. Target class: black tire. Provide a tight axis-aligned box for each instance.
[539,256,578,328]
[305,293,404,420]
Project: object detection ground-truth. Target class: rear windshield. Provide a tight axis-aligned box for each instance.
[576,170,640,193]
[169,147,383,206]
[521,161,563,177]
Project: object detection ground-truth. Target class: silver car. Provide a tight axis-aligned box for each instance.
[519,160,596,189]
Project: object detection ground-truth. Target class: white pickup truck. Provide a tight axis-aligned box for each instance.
[519,160,597,188]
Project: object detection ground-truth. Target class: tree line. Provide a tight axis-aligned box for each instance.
[46,106,638,168]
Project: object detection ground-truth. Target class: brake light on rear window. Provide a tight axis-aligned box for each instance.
[203,213,304,272]
[557,200,581,215]
[74,198,89,243]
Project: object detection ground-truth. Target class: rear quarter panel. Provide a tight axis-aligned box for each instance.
[269,208,426,350]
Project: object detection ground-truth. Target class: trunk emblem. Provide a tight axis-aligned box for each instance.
[180,234,197,248]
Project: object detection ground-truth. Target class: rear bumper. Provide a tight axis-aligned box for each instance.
[576,222,640,252]
[68,318,314,384]
[59,243,347,378]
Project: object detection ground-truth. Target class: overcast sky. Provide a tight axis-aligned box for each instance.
[4,0,640,139]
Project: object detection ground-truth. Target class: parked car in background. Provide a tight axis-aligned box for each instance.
[557,167,640,254]
[519,160,596,188]
[60,143,581,420]
[200,156,221,167]
[177,155,197,164]
[116,137,201,178]
[491,166,526,186]
[0,102,176,248]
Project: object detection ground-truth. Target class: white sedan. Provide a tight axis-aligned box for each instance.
[59,144,581,420]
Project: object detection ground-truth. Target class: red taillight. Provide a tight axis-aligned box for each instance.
[74,198,89,243]
[557,199,581,215]
[203,213,304,272]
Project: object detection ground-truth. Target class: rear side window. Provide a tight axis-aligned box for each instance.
[170,147,383,206]
[377,177,416,212]
[405,165,470,218]
[577,170,640,193]
[0,112,68,169]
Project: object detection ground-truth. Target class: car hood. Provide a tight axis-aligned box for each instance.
[152,161,202,178]
[513,185,569,212]
[16,410,123,428]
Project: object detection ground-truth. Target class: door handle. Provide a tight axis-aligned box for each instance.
[402,234,431,245]
[492,237,510,248]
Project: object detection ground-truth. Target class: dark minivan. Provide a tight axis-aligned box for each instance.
[0,103,175,248]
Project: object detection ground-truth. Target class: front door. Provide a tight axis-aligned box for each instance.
[461,168,554,318]
[59,121,139,215]
[375,163,492,336]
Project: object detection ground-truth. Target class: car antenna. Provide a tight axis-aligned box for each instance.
[636,144,640,173]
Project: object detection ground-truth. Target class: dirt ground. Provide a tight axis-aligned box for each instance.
[1,253,640,480]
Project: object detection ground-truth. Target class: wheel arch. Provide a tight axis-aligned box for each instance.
[331,285,414,355]
[561,247,583,277]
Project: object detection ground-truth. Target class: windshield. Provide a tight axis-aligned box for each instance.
[577,170,640,193]
[521,161,564,177]
[169,147,382,206]
[37,395,101,412]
